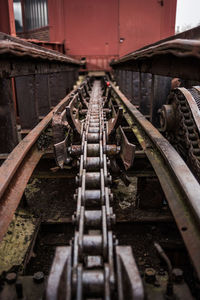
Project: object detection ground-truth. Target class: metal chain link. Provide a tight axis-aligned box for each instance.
[72,80,116,299]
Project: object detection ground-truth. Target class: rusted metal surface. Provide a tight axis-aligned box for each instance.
[0,146,42,244]
[66,94,81,134]
[0,40,80,65]
[159,87,200,182]
[111,39,200,81]
[0,32,80,152]
[118,126,136,170]
[0,33,81,78]
[0,87,78,241]
[25,39,65,54]
[110,81,200,280]
[108,107,123,136]
[178,87,200,135]
[0,78,18,153]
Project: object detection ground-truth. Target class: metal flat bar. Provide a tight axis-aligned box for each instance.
[0,146,42,242]
[0,33,81,78]
[110,82,200,280]
[0,58,79,78]
[111,39,200,81]
[0,40,80,65]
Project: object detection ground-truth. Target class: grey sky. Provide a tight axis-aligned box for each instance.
[176,0,200,31]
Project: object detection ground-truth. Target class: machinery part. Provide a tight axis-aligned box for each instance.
[107,107,123,136]
[118,126,136,170]
[160,86,200,182]
[116,246,144,300]
[159,104,176,132]
[110,80,200,281]
[47,78,143,299]
[66,94,82,134]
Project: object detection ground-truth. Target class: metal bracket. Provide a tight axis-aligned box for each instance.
[54,129,71,168]
[119,126,136,170]
[108,107,123,136]
[78,87,88,109]
[116,246,144,300]
[46,246,72,300]
[66,95,81,134]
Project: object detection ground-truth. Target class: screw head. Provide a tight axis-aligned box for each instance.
[33,271,44,284]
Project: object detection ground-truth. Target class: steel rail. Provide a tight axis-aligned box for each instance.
[110,82,200,280]
[0,87,77,242]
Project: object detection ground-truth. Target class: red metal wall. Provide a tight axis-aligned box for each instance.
[48,0,177,70]
[119,0,177,56]
[0,0,15,35]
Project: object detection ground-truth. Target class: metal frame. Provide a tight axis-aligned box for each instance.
[110,82,200,280]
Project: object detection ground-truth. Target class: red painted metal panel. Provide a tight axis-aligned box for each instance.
[48,0,66,43]
[47,0,177,70]
[0,0,16,35]
[119,0,177,56]
[64,0,119,56]
[48,0,119,70]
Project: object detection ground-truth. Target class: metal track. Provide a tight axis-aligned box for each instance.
[46,79,144,300]
[1,77,200,299]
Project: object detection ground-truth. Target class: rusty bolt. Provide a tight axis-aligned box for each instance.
[33,271,44,284]
[145,268,156,284]
[6,272,17,284]
[172,268,183,283]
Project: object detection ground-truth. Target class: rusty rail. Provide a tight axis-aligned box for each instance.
[0,86,78,242]
[110,82,200,280]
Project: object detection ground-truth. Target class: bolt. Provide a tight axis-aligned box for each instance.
[33,271,44,284]
[6,272,17,284]
[172,268,183,283]
[145,268,156,284]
